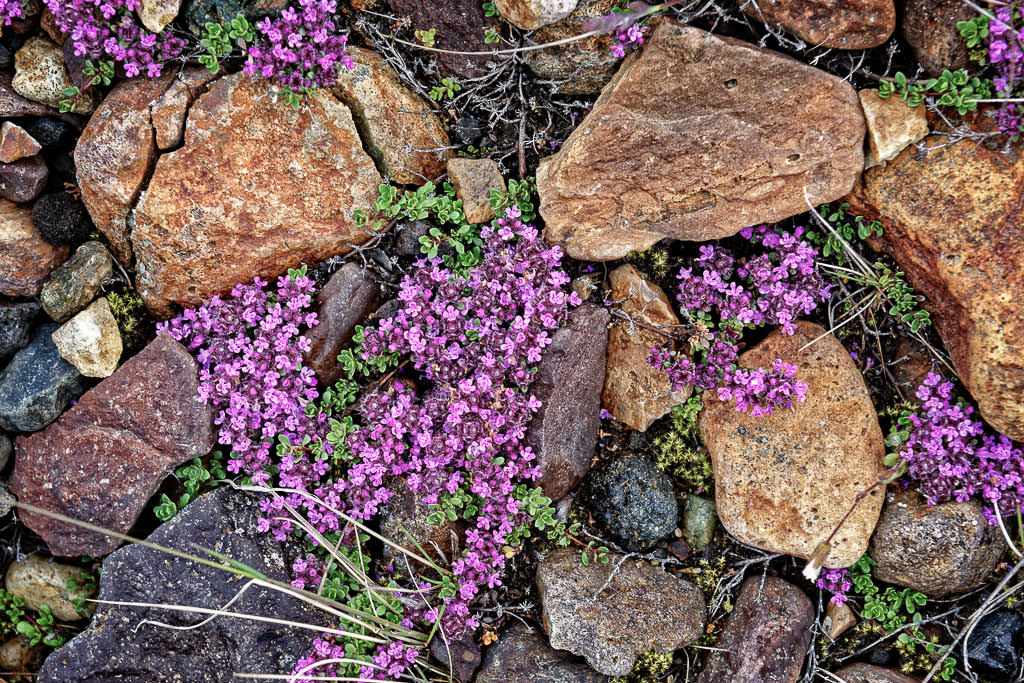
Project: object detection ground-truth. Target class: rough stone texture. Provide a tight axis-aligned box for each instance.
[74,73,176,264]
[138,0,182,32]
[4,555,95,622]
[40,241,114,323]
[536,549,706,676]
[38,488,326,682]
[303,262,380,386]
[741,0,895,49]
[602,264,689,431]
[0,479,14,517]
[0,635,45,674]
[859,89,928,168]
[1,72,60,118]
[10,334,215,556]
[699,321,886,568]
[494,0,577,30]
[0,323,84,433]
[965,610,1024,679]
[12,36,97,112]
[584,453,677,552]
[826,602,857,640]
[429,633,481,683]
[526,302,609,502]
[132,73,382,317]
[902,0,972,76]
[387,0,492,78]
[331,47,450,184]
[890,336,934,404]
[0,120,41,163]
[683,494,716,552]
[696,576,814,683]
[0,301,39,360]
[523,0,620,95]
[447,157,505,224]
[0,433,10,469]
[868,489,1005,597]
[52,298,122,378]
[537,21,865,261]
[0,154,48,203]
[150,66,217,150]
[476,622,609,683]
[378,478,463,567]
[834,663,922,682]
[853,134,1024,441]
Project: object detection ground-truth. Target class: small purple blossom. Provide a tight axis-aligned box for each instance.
[816,567,852,605]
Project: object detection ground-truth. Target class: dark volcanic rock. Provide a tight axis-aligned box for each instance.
[0,301,39,360]
[0,323,84,433]
[38,488,326,682]
[10,334,215,556]
[584,453,677,552]
[965,610,1024,679]
[527,302,609,502]
[430,632,481,683]
[902,0,973,76]
[696,576,814,683]
[32,192,92,248]
[303,262,380,386]
[476,622,609,683]
[387,0,493,78]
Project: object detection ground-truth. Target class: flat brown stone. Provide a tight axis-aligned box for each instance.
[0,199,67,296]
[0,121,41,163]
[742,0,895,49]
[834,663,922,682]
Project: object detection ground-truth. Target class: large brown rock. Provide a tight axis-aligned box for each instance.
[602,264,689,431]
[699,321,886,568]
[0,199,67,296]
[536,549,706,676]
[696,576,814,683]
[854,135,1024,441]
[476,622,609,683]
[536,20,865,261]
[10,334,216,557]
[132,73,382,317]
[834,663,922,682]
[527,302,609,502]
[902,0,973,76]
[303,262,380,386]
[868,489,1005,598]
[741,0,895,49]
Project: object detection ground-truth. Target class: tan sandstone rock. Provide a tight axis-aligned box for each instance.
[859,89,928,168]
[447,157,505,224]
[494,0,578,30]
[52,298,122,378]
[12,36,97,112]
[137,0,182,32]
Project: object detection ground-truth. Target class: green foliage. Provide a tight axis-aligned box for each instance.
[958,14,990,64]
[695,556,727,598]
[610,651,673,683]
[625,245,671,279]
[806,203,882,265]
[878,69,992,115]
[652,398,714,494]
[880,403,915,472]
[488,177,537,223]
[414,28,436,47]
[337,325,401,380]
[484,27,500,44]
[482,0,498,16]
[580,541,610,566]
[105,289,147,352]
[0,589,66,648]
[428,77,461,101]
[199,14,255,74]
[154,452,228,521]
[66,567,98,616]
[874,264,931,333]
[59,60,114,113]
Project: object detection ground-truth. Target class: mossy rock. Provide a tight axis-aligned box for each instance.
[184,0,288,34]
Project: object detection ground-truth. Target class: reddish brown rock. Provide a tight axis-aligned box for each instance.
[856,135,1024,441]
[523,0,620,95]
[0,154,47,203]
[10,334,215,557]
[834,663,922,682]
[447,157,505,224]
[602,264,689,431]
[696,576,813,683]
[331,47,450,184]
[537,21,865,261]
[0,199,68,296]
[698,321,886,567]
[527,302,609,502]
[150,66,217,150]
[0,121,41,163]
[742,0,895,49]
[303,262,381,386]
[903,0,973,76]
[132,73,382,317]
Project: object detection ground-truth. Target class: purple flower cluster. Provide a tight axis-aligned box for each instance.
[900,372,1024,522]
[293,635,417,683]
[650,225,831,417]
[989,5,1024,137]
[817,567,852,605]
[157,272,321,485]
[44,0,185,78]
[1,0,22,26]
[243,0,354,96]
[611,23,648,58]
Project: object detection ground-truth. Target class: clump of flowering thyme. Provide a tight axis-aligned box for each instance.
[649,225,831,417]
[987,3,1024,138]
[816,567,852,605]
[1,0,22,26]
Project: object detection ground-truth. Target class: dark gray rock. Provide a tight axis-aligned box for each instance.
[0,323,85,432]
[833,663,922,682]
[40,241,113,322]
[395,219,431,258]
[0,300,38,359]
[966,610,1024,679]
[38,488,327,682]
[0,479,13,516]
[0,432,10,470]
[476,622,608,683]
[379,477,463,568]
[430,632,481,683]
[21,118,76,150]
[683,494,716,552]
[527,302,609,502]
[584,453,677,552]
[0,155,48,203]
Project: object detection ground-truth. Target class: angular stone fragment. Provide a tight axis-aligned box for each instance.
[536,549,705,676]
[0,301,39,360]
[0,121,41,163]
[527,302,609,501]
[38,488,326,681]
[40,241,114,323]
[0,71,61,118]
[523,0,620,95]
[859,89,928,168]
[903,0,972,76]
[138,0,182,32]
[476,622,609,683]
[150,66,216,151]
[696,576,814,683]
[4,555,95,622]
[853,134,1024,441]
[494,0,577,30]
[869,489,1004,597]
[602,264,689,431]
[303,262,380,386]
[12,36,97,112]
[52,298,122,378]
[741,0,895,49]
[447,157,505,224]
[132,73,382,317]
[331,47,449,184]
[0,199,68,296]
[537,21,865,261]
[965,611,1024,679]
[826,601,857,640]
[0,155,48,203]
[698,321,886,567]
[10,334,215,556]
[0,324,84,433]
